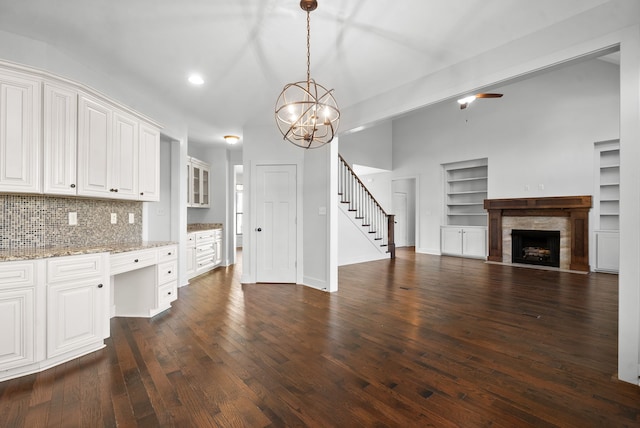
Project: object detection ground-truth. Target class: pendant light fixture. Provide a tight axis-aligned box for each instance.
[275,0,340,149]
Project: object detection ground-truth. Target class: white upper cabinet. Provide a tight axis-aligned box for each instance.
[0,70,41,193]
[43,82,78,195]
[112,110,139,199]
[77,93,113,197]
[138,123,160,201]
[77,92,160,201]
[0,61,162,201]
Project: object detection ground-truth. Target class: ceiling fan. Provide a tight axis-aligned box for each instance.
[457,93,503,109]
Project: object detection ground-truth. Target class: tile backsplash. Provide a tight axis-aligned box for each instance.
[0,194,143,250]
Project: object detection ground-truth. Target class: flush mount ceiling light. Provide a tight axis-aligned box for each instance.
[188,74,204,85]
[275,0,340,149]
[224,135,240,145]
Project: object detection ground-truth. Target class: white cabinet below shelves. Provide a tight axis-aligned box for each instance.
[441,226,487,259]
[595,231,619,273]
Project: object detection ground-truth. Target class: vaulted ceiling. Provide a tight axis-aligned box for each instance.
[0,0,609,144]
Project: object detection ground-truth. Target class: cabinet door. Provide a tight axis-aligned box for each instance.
[77,94,112,197]
[596,231,619,273]
[201,167,210,207]
[0,288,36,371]
[47,279,104,358]
[43,83,78,195]
[192,163,202,205]
[0,71,41,193]
[138,123,160,201]
[441,227,463,255]
[112,111,138,199]
[462,228,487,258]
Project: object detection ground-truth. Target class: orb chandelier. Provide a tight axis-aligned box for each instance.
[275,0,340,149]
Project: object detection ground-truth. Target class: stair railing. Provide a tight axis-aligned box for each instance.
[338,154,395,258]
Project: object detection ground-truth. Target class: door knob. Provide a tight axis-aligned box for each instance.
[256,227,262,232]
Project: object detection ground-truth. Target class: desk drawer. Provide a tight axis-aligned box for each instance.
[110,249,157,276]
[157,281,177,307]
[157,260,177,284]
[157,245,178,263]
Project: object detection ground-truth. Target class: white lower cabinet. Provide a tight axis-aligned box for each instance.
[0,254,110,383]
[188,229,223,280]
[46,253,109,358]
[441,226,487,259]
[111,244,178,317]
[0,260,42,373]
[595,231,619,273]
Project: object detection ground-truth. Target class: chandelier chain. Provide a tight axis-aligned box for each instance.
[306,10,311,88]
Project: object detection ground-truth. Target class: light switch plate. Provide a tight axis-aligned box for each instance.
[128,213,134,224]
[68,212,77,226]
[111,213,117,224]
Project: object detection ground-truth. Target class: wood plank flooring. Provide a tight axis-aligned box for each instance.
[1,248,639,427]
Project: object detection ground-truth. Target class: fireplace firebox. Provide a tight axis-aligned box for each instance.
[511,229,560,268]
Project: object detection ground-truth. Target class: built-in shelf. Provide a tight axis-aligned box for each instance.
[444,158,488,227]
[594,140,620,273]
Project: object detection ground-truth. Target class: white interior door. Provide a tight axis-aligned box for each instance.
[393,192,408,247]
[256,165,297,283]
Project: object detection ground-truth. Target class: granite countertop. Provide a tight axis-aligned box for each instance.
[187,223,223,233]
[0,241,177,262]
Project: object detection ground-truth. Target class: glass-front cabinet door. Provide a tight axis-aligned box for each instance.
[192,164,201,205]
[202,169,209,206]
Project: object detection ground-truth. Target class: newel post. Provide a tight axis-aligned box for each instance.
[387,215,395,259]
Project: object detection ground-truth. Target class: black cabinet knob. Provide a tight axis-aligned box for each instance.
[97,284,103,288]
[70,184,76,188]
[134,259,139,263]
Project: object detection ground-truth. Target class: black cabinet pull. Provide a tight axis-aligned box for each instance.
[168,270,172,274]
[134,259,139,263]
[70,183,76,188]
[97,284,103,288]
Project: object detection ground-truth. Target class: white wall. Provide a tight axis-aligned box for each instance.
[339,121,393,170]
[392,58,620,254]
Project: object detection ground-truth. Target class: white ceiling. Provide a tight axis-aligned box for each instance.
[0,0,610,145]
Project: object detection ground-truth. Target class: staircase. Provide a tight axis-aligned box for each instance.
[338,155,395,259]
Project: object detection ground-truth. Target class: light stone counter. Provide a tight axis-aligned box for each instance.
[0,241,176,262]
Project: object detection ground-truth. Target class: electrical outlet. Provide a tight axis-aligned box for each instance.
[68,212,77,226]
[111,213,117,224]
[128,213,134,224]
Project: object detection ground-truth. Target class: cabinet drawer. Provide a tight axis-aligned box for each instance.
[157,281,177,307]
[157,245,178,263]
[0,261,38,290]
[157,260,177,284]
[48,254,105,284]
[196,243,214,254]
[110,249,157,275]
[196,230,215,243]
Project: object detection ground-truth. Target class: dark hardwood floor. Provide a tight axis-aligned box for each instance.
[1,248,639,427]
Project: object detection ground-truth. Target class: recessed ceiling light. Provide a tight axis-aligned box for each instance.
[188,74,204,85]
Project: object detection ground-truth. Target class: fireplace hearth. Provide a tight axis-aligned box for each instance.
[511,229,560,267]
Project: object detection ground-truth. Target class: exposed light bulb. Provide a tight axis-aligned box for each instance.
[188,74,204,85]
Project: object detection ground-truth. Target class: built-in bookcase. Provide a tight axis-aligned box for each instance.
[597,143,620,231]
[444,158,488,227]
[594,140,619,273]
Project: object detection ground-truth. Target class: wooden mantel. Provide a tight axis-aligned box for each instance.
[484,196,592,272]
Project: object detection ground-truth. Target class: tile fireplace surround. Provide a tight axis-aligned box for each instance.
[484,196,592,272]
